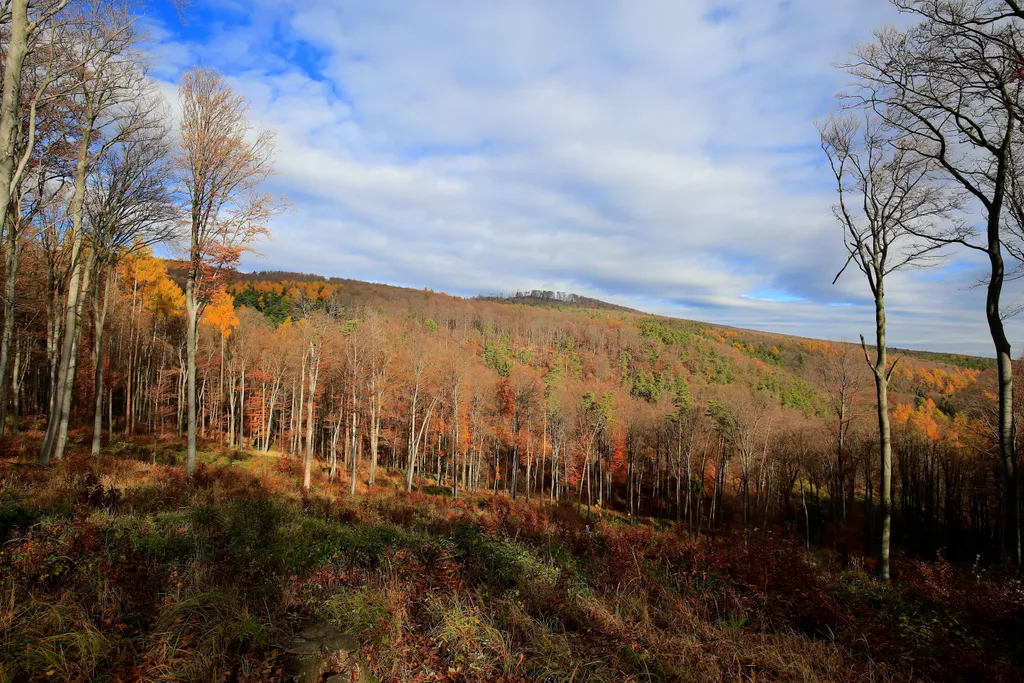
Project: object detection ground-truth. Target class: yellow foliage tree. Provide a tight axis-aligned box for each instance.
[121,249,184,318]
[201,286,240,338]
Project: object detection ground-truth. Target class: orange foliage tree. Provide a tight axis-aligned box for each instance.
[176,66,280,477]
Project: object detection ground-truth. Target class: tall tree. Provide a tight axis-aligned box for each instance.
[0,0,70,437]
[40,0,152,464]
[300,312,328,492]
[0,86,67,436]
[820,112,957,580]
[85,103,176,456]
[814,342,865,522]
[360,311,396,488]
[176,66,277,478]
[0,0,67,245]
[405,342,439,493]
[849,0,1024,564]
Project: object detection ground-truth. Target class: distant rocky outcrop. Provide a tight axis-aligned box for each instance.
[477,289,641,313]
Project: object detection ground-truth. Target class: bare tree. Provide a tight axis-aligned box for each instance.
[815,342,866,522]
[0,0,67,241]
[440,341,470,499]
[85,101,177,456]
[820,111,957,580]
[40,0,153,464]
[405,343,439,493]
[176,66,278,478]
[710,389,772,529]
[300,313,328,492]
[0,82,68,435]
[847,1,1024,564]
[0,0,72,437]
[360,311,396,488]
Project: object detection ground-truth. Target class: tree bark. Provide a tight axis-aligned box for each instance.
[91,268,113,456]
[184,280,199,477]
[39,137,94,465]
[0,220,24,438]
[0,0,30,263]
[865,286,894,583]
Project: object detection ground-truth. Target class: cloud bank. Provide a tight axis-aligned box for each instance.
[145,0,1024,356]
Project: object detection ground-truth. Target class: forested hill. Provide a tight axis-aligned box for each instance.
[167,263,640,313]
[190,259,1001,559]
[886,346,997,372]
[165,263,445,308]
[3,255,1015,682]
[215,264,993,371]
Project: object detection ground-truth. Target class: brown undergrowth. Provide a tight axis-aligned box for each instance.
[1,437,1022,682]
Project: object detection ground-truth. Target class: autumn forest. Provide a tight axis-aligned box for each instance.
[4,1,1024,682]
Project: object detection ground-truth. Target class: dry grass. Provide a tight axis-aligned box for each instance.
[0,440,1021,682]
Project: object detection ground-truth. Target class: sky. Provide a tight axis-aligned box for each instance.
[143,0,1024,357]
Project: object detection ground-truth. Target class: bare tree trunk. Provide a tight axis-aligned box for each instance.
[0,0,30,262]
[264,378,279,453]
[452,389,460,499]
[51,247,94,461]
[0,223,25,439]
[228,367,236,448]
[239,366,246,449]
[91,268,113,456]
[40,127,93,465]
[329,412,340,482]
[987,237,1020,565]
[837,388,848,523]
[349,391,358,497]
[302,342,320,492]
[406,384,419,492]
[185,284,199,476]
[10,335,23,435]
[296,353,305,456]
[525,424,532,502]
[369,402,381,486]
[406,396,437,493]
[865,288,894,582]
[125,281,137,434]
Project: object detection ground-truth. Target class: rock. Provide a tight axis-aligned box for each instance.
[325,675,358,683]
[281,624,367,683]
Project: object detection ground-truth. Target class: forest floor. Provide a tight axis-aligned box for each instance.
[1,431,1023,682]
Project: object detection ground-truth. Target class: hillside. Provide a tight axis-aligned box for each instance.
[8,2,1024,680]
[214,264,999,548]
[219,265,992,371]
[4,450,1021,682]
[2,253,1021,682]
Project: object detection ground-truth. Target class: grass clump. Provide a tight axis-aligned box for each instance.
[427,592,516,677]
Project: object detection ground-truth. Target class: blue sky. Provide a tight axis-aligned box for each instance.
[144,0,1024,356]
